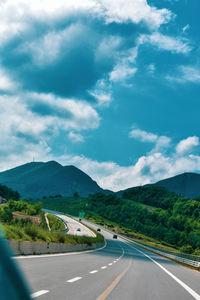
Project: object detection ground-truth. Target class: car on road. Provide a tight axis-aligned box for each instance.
[97,228,101,232]
[113,234,117,239]
[77,228,81,231]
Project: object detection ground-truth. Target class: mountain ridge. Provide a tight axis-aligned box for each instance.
[0,161,110,199]
[118,172,200,198]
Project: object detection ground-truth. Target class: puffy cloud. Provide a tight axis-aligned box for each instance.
[109,46,138,83]
[129,127,171,151]
[99,0,172,29]
[110,65,137,82]
[166,66,200,83]
[139,32,191,54]
[0,0,172,48]
[58,146,200,191]
[176,136,199,154]
[0,92,99,168]
[90,79,112,106]
[129,128,157,142]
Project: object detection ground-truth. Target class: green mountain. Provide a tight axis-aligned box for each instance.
[118,172,200,199]
[153,172,200,198]
[0,161,107,199]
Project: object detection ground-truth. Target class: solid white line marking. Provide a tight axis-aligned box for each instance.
[90,270,98,274]
[108,263,113,266]
[125,242,200,300]
[101,266,107,269]
[67,277,82,283]
[31,290,49,298]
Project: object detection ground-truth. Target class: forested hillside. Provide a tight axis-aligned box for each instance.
[0,183,20,200]
[36,186,200,254]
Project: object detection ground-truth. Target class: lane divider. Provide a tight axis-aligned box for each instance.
[67,277,82,283]
[31,290,49,298]
[90,270,98,274]
[96,259,132,300]
[124,241,200,300]
[101,266,107,269]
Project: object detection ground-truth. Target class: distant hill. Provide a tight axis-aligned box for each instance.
[118,172,200,199]
[153,172,200,198]
[0,161,109,199]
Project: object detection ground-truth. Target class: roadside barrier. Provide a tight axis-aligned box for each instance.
[9,240,105,256]
[86,220,200,269]
[122,236,200,268]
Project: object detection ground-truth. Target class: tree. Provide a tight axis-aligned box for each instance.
[73,192,79,198]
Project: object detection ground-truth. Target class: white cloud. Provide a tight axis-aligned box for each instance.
[0,93,100,168]
[109,47,138,83]
[0,0,172,48]
[0,66,17,91]
[90,79,112,106]
[58,145,200,191]
[129,127,171,151]
[176,136,199,154]
[110,65,137,82]
[29,92,100,131]
[68,132,84,143]
[129,128,157,142]
[166,66,200,83]
[22,23,88,66]
[99,0,172,29]
[139,32,191,54]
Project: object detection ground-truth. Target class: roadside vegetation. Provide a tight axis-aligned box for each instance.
[0,183,20,200]
[30,186,200,255]
[46,213,66,231]
[0,197,104,245]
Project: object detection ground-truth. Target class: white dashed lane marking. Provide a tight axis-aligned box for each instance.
[101,266,107,269]
[90,270,98,274]
[31,290,49,298]
[67,277,82,283]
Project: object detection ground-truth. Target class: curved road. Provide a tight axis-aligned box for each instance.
[16,223,200,300]
[43,209,96,237]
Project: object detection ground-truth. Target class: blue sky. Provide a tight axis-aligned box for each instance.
[0,0,200,191]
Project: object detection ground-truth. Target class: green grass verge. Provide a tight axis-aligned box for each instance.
[47,213,66,231]
[2,222,104,246]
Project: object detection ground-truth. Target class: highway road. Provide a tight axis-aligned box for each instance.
[16,223,200,300]
[43,209,96,237]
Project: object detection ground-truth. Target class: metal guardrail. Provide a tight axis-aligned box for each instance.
[123,237,200,268]
[88,222,200,269]
[42,211,200,269]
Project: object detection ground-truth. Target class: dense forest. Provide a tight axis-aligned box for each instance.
[0,183,20,200]
[1,181,199,254]
[36,186,200,254]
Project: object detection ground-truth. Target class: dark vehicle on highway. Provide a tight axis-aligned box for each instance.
[97,228,101,232]
[113,234,117,239]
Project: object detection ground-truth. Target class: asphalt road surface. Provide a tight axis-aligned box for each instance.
[16,223,200,300]
[43,209,95,237]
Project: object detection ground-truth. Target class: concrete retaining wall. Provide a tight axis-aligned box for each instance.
[9,240,105,256]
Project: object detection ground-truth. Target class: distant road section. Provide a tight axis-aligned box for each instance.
[43,209,96,237]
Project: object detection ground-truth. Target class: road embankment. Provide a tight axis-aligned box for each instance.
[9,240,105,256]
